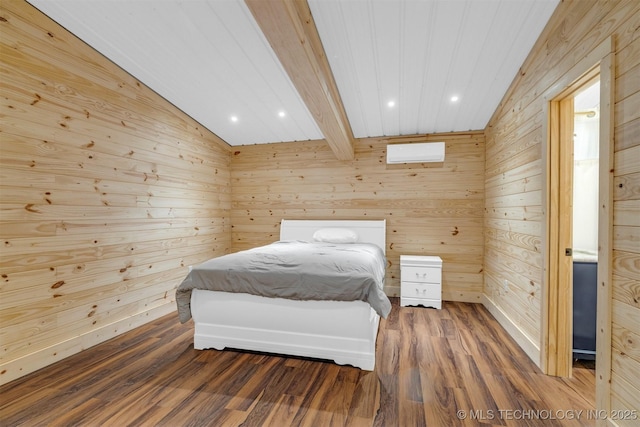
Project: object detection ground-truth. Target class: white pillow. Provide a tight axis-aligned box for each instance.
[312,228,358,243]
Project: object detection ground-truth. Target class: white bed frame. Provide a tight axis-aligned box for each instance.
[190,219,387,370]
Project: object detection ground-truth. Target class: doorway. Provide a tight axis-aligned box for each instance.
[544,37,614,385]
[546,70,601,377]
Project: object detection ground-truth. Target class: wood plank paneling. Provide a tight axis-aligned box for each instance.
[231,133,485,302]
[0,1,231,385]
[2,3,637,420]
[484,0,640,420]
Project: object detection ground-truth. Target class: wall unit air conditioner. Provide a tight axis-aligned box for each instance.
[386,142,445,164]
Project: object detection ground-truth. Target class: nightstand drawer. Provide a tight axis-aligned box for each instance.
[402,266,440,283]
[401,282,441,300]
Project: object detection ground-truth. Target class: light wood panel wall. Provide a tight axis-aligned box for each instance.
[230,133,485,302]
[0,1,231,385]
[484,0,639,421]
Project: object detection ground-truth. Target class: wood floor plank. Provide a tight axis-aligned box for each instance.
[224,357,282,411]
[453,352,500,415]
[46,398,105,427]
[0,300,596,426]
[238,365,301,426]
[0,387,63,425]
[261,393,303,427]
[346,371,380,422]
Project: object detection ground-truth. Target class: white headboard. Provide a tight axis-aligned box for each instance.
[280,219,387,254]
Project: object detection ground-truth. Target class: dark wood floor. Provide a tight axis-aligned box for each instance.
[1,299,595,426]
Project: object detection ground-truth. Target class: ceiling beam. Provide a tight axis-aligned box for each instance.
[245,0,354,160]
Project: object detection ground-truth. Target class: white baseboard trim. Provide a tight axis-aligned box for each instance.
[482,294,541,369]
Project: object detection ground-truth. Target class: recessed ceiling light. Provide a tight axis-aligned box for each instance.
[450,95,459,102]
[387,100,396,108]
[230,115,238,123]
[278,111,286,118]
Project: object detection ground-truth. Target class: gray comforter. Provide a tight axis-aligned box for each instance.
[176,240,391,323]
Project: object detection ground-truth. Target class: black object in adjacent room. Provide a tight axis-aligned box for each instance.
[573,261,598,361]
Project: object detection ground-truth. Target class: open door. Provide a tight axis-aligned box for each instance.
[547,76,601,377]
[543,37,614,389]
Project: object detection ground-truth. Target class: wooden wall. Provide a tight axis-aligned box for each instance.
[484,0,640,421]
[4,3,637,418]
[230,133,485,301]
[0,1,232,385]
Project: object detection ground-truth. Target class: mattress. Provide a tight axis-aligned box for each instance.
[176,240,391,322]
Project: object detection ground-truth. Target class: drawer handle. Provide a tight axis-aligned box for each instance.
[415,272,427,279]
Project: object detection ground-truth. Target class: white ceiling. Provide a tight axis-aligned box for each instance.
[310,0,559,137]
[27,0,559,148]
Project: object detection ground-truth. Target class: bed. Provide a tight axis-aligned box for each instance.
[175,219,389,370]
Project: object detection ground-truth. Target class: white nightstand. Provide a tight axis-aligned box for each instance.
[400,255,442,309]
